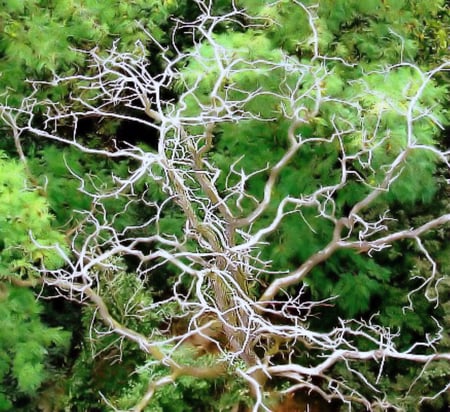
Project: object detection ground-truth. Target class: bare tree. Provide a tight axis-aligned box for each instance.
[2,2,449,411]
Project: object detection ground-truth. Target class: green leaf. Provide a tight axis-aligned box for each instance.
[335,273,380,317]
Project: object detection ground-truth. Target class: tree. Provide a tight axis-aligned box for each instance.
[0,154,70,411]
[1,0,449,410]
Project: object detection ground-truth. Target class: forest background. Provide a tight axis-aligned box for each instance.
[0,1,449,411]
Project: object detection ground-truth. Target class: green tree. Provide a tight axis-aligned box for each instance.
[0,285,70,411]
[0,154,70,411]
[0,0,449,411]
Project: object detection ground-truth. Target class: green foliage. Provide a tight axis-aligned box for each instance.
[0,153,70,409]
[66,264,169,410]
[0,0,188,107]
[0,153,67,279]
[114,348,250,412]
[1,0,449,410]
[174,0,448,325]
[28,144,148,229]
[170,1,449,407]
[0,284,70,410]
[334,273,380,317]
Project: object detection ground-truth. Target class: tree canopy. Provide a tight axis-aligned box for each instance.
[0,1,449,411]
